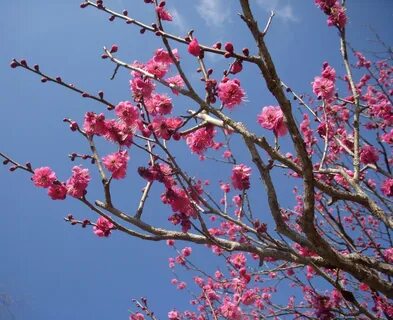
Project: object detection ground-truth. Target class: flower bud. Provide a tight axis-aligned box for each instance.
[224,42,234,53]
[213,42,222,50]
[10,60,18,68]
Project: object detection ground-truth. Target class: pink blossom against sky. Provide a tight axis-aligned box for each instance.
[1,1,392,319]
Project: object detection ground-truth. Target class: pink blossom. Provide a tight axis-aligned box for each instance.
[145,93,173,115]
[66,166,90,198]
[327,3,347,29]
[223,150,232,159]
[186,125,216,155]
[230,253,246,270]
[220,183,230,193]
[354,51,371,69]
[359,283,369,291]
[381,178,393,197]
[241,289,257,305]
[164,186,200,218]
[138,163,175,188]
[230,60,243,74]
[217,78,245,109]
[321,62,336,81]
[177,282,186,290]
[166,239,175,246]
[83,112,107,136]
[233,195,242,209]
[166,75,184,95]
[130,75,155,100]
[306,265,315,279]
[194,276,204,287]
[312,76,335,100]
[381,129,393,144]
[314,0,335,11]
[103,120,133,147]
[129,313,145,320]
[181,247,192,257]
[93,216,114,237]
[48,183,67,200]
[168,257,175,268]
[168,310,180,320]
[145,59,169,78]
[32,167,57,188]
[360,145,379,164]
[153,48,179,64]
[257,106,288,137]
[188,38,201,57]
[300,113,316,153]
[383,248,393,263]
[231,164,251,190]
[204,285,220,301]
[152,116,183,140]
[102,150,129,179]
[156,6,172,21]
[287,268,295,276]
[115,101,139,127]
[220,301,243,320]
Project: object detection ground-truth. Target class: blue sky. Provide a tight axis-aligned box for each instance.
[0,1,392,319]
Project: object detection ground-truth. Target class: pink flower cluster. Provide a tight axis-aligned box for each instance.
[300,114,317,154]
[384,248,393,263]
[139,161,203,233]
[312,62,336,102]
[163,185,201,232]
[360,145,379,164]
[138,163,175,188]
[66,166,91,198]
[115,101,139,127]
[186,125,218,156]
[151,116,183,140]
[84,102,139,148]
[130,49,180,102]
[103,150,129,179]
[167,310,180,320]
[231,164,251,190]
[381,178,393,197]
[130,72,155,99]
[145,93,173,115]
[219,300,243,320]
[129,313,145,320]
[155,5,172,21]
[32,165,90,200]
[126,49,189,144]
[166,75,184,95]
[315,0,347,30]
[32,167,57,188]
[217,78,245,109]
[93,216,114,237]
[257,106,287,137]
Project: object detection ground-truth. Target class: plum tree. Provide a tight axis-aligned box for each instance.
[2,0,393,319]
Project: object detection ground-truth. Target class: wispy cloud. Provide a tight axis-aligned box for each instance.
[257,0,299,23]
[196,0,231,28]
[169,8,188,33]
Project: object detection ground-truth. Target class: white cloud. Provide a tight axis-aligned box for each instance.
[257,0,299,23]
[196,0,231,28]
[169,8,188,32]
